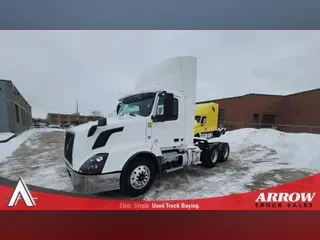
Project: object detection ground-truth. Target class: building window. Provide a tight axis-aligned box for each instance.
[24,111,27,126]
[15,104,20,122]
[23,111,27,126]
[21,109,25,126]
[25,113,28,126]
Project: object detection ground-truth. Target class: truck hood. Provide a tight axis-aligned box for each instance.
[66,115,149,171]
[69,115,146,133]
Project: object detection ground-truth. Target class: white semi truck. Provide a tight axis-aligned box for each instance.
[64,56,230,197]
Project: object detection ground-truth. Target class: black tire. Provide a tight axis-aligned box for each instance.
[218,143,230,162]
[201,147,219,168]
[120,156,157,197]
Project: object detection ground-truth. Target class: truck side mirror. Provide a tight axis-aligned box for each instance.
[116,103,121,114]
[164,93,174,120]
[200,117,207,126]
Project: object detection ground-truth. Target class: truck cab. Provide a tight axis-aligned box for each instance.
[194,103,227,139]
[64,56,230,197]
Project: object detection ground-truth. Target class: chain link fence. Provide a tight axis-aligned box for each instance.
[222,121,320,134]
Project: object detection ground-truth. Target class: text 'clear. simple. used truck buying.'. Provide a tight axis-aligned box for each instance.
[64,56,230,197]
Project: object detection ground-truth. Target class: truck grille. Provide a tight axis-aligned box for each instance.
[64,132,75,166]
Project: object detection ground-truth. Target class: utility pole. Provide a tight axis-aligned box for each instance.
[75,100,80,116]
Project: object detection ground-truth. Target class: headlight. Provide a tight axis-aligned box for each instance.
[79,153,109,175]
[200,133,207,139]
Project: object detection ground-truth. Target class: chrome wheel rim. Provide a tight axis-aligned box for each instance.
[130,165,151,190]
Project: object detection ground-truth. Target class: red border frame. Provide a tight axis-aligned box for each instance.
[1,211,320,238]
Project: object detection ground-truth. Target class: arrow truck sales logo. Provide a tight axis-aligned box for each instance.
[7,178,37,207]
[255,192,316,208]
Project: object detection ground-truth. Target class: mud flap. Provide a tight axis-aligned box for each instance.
[155,156,163,187]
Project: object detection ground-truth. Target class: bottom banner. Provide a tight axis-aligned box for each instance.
[0,210,320,237]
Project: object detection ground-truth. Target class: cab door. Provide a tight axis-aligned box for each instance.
[150,92,185,150]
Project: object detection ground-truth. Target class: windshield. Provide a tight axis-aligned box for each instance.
[195,116,201,124]
[118,93,156,117]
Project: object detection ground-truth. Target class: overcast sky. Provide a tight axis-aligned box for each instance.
[0,31,319,118]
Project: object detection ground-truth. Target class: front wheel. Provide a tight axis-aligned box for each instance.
[120,156,157,197]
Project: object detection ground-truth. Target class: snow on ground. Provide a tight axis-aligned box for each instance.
[0,128,319,200]
[0,132,15,142]
[0,128,65,163]
[143,128,320,200]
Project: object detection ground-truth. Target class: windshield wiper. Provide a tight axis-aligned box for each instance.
[129,113,137,116]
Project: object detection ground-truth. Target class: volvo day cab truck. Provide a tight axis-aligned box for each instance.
[64,56,230,197]
[194,102,227,139]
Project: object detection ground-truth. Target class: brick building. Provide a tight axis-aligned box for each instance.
[197,88,320,134]
[0,79,33,134]
[47,113,102,125]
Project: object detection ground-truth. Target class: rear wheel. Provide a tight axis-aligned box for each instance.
[218,143,230,162]
[201,147,219,168]
[120,156,157,197]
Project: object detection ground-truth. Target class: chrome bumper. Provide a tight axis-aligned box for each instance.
[65,163,121,194]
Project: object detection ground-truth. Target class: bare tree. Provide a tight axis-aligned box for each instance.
[91,110,104,117]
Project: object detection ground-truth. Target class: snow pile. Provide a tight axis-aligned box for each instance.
[47,125,61,128]
[218,128,257,144]
[0,132,15,142]
[0,128,65,163]
[219,128,320,170]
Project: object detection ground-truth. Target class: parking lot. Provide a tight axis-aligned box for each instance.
[0,128,319,200]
